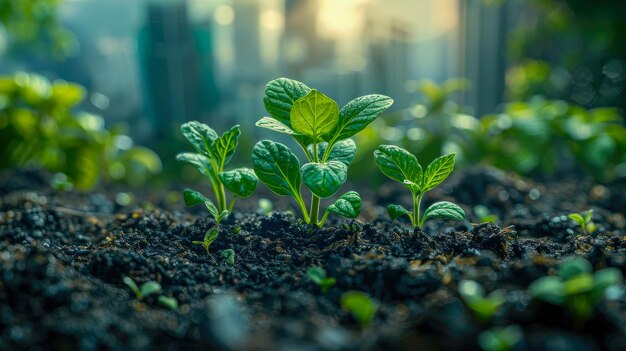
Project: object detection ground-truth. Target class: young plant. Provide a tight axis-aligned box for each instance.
[340,291,378,328]
[253,78,393,226]
[123,277,162,300]
[177,121,259,217]
[374,145,466,228]
[459,280,505,323]
[478,325,523,351]
[306,266,336,293]
[221,249,236,266]
[157,296,179,310]
[568,209,596,235]
[529,257,623,321]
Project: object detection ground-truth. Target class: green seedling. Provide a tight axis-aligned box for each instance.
[568,209,596,235]
[123,276,162,300]
[529,257,623,321]
[340,291,378,328]
[478,325,523,351]
[157,295,178,310]
[459,280,505,323]
[192,227,219,255]
[253,78,393,227]
[221,249,236,266]
[374,145,465,228]
[306,267,336,293]
[177,121,259,219]
[474,205,499,224]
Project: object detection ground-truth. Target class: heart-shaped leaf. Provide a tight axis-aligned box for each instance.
[308,139,356,166]
[421,154,456,192]
[333,94,393,140]
[211,125,240,166]
[180,121,218,157]
[374,145,422,188]
[183,188,209,207]
[252,140,301,196]
[256,116,300,135]
[301,161,347,198]
[291,90,339,141]
[140,281,162,298]
[387,204,412,220]
[327,191,361,218]
[423,201,465,222]
[176,152,215,178]
[219,168,259,198]
[263,78,311,125]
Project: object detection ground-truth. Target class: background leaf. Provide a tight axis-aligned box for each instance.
[263,78,311,125]
[423,201,465,222]
[334,94,393,140]
[290,90,339,141]
[326,191,361,218]
[252,140,301,196]
[374,145,422,187]
[308,139,356,166]
[219,168,258,198]
[421,153,456,192]
[387,204,412,221]
[180,121,218,157]
[183,188,209,207]
[211,125,240,166]
[301,161,347,198]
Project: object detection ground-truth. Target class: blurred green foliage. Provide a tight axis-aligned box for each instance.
[0,0,76,59]
[0,72,161,189]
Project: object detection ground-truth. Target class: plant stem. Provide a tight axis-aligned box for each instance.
[413,193,424,228]
[310,195,321,226]
[294,193,311,224]
[319,211,330,226]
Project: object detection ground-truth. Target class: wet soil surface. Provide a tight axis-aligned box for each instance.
[0,167,625,350]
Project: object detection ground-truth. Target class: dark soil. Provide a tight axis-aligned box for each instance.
[1,167,625,351]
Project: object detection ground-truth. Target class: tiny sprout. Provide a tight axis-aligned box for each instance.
[340,291,377,328]
[221,249,236,266]
[192,227,219,255]
[123,276,162,300]
[459,280,504,323]
[374,146,466,228]
[478,325,523,351]
[474,205,499,224]
[157,295,178,310]
[568,209,596,235]
[258,198,273,216]
[306,266,336,293]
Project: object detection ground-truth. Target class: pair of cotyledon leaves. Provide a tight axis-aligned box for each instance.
[177,121,259,202]
[253,78,394,219]
[374,145,465,224]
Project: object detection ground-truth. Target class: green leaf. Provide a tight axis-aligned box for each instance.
[529,276,565,305]
[423,201,465,222]
[157,296,178,310]
[421,153,456,192]
[333,94,394,140]
[255,116,300,135]
[263,78,311,125]
[593,268,623,299]
[307,267,328,284]
[252,140,301,196]
[387,204,411,220]
[301,161,347,198]
[180,121,218,157]
[374,145,422,187]
[140,281,162,298]
[568,213,585,226]
[176,152,215,178]
[221,249,236,266]
[211,125,240,166]
[326,191,361,218]
[205,200,220,219]
[219,168,259,198]
[308,139,356,166]
[183,188,210,207]
[204,228,219,246]
[341,291,378,328]
[290,90,339,141]
[584,209,593,223]
[559,257,592,280]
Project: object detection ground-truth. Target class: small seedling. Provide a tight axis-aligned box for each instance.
[340,291,378,328]
[157,295,178,310]
[477,325,523,351]
[123,276,162,300]
[529,257,623,321]
[374,145,466,228]
[192,227,219,255]
[253,78,393,226]
[568,209,596,235]
[474,205,499,224]
[221,249,236,266]
[458,280,505,323]
[177,121,259,250]
[306,266,336,293]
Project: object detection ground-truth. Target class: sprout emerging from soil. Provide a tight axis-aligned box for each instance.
[221,249,236,266]
[253,78,393,227]
[374,146,466,228]
[568,209,596,235]
[458,280,505,323]
[306,266,336,293]
[340,291,378,328]
[123,277,161,300]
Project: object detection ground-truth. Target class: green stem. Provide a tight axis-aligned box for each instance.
[228,197,237,212]
[309,195,321,226]
[319,210,330,226]
[294,192,311,224]
[414,193,424,228]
